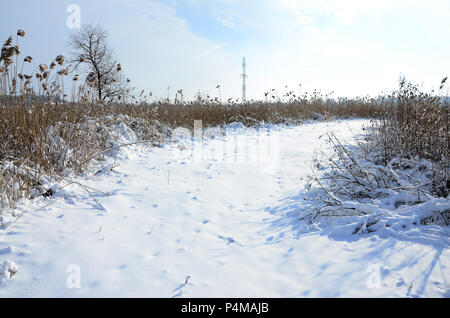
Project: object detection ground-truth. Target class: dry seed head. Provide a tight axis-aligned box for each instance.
[50,61,56,69]
[4,36,13,47]
[116,63,122,72]
[56,55,65,65]
[17,30,25,37]
[39,64,48,72]
[4,58,13,67]
[87,72,96,82]
[36,73,43,80]
[4,47,16,59]
[57,68,69,76]
[79,55,86,63]
[24,56,32,63]
[42,71,50,79]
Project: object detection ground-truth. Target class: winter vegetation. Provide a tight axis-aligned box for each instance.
[0,27,381,214]
[0,26,449,297]
[305,79,449,230]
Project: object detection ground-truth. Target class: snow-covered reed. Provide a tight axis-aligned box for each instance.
[306,80,449,236]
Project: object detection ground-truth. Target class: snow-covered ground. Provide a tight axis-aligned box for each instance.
[0,119,449,297]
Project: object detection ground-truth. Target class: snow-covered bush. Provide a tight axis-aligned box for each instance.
[305,79,450,239]
[0,112,166,221]
[307,131,449,225]
[370,79,449,197]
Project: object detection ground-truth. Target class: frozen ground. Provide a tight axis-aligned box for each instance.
[0,119,449,297]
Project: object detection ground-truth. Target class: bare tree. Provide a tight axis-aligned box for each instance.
[69,24,129,102]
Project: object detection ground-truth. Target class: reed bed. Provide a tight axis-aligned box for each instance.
[2,29,446,217]
[306,78,449,229]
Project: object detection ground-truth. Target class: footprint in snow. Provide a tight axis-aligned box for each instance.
[396,278,406,287]
[0,246,14,255]
[218,235,235,245]
[64,196,76,205]
[432,281,448,293]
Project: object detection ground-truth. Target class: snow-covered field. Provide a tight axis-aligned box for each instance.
[0,119,448,297]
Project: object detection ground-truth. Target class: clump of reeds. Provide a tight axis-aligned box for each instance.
[306,78,449,229]
[0,29,409,218]
[369,78,449,196]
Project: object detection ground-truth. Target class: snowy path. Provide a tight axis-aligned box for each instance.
[0,120,449,297]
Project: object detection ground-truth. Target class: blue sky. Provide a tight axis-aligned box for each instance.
[1,0,449,100]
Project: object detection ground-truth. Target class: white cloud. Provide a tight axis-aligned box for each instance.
[96,0,237,100]
[276,0,400,26]
[81,0,450,99]
[173,0,281,31]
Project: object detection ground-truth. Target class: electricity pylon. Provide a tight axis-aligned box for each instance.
[241,57,247,103]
